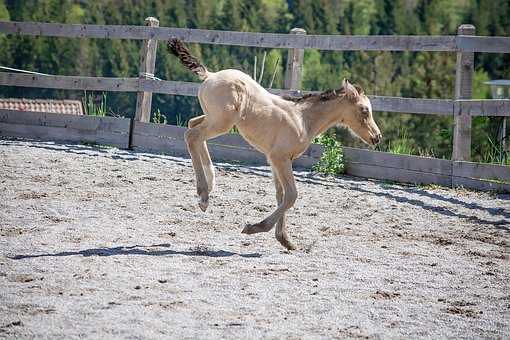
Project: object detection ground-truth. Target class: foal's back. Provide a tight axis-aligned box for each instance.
[198,69,304,155]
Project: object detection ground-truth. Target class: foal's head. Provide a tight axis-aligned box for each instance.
[338,79,382,146]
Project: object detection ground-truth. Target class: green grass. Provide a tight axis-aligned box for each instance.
[175,112,187,127]
[83,91,107,117]
[312,132,344,175]
[480,136,509,166]
[386,129,414,155]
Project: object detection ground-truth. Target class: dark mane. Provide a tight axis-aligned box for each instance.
[281,88,345,103]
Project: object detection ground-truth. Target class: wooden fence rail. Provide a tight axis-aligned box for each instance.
[0,72,458,115]
[0,109,508,192]
[2,21,510,53]
[0,109,131,148]
[3,72,510,117]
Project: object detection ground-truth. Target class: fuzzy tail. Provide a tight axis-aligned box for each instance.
[168,38,209,80]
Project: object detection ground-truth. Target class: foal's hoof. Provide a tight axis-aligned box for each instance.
[276,234,297,251]
[242,222,272,234]
[281,240,297,251]
[241,224,256,234]
[198,197,209,212]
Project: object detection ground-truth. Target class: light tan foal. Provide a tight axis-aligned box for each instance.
[168,38,381,250]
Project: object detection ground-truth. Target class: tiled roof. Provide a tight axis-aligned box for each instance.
[0,98,84,115]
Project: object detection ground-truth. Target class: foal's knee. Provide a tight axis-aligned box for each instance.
[282,189,297,210]
[185,128,201,146]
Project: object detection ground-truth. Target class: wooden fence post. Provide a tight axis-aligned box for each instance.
[284,28,306,90]
[134,17,159,123]
[452,24,475,161]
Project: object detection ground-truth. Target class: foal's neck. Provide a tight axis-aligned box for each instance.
[299,99,351,140]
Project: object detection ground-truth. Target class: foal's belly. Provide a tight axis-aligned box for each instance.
[235,122,273,155]
[235,118,309,160]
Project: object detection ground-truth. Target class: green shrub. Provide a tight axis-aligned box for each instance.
[312,133,344,175]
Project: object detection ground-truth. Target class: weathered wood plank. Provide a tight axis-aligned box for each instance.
[293,155,320,169]
[456,36,510,53]
[369,96,453,114]
[133,121,186,140]
[131,131,268,165]
[0,109,130,132]
[306,144,324,159]
[1,73,456,115]
[3,74,507,118]
[272,89,454,114]
[135,17,159,123]
[134,121,257,151]
[345,162,452,187]
[452,25,475,162]
[139,79,200,96]
[456,100,510,117]
[131,132,189,157]
[0,72,202,96]
[452,176,510,193]
[0,72,140,92]
[343,147,452,175]
[453,161,510,182]
[0,122,129,148]
[284,28,306,90]
[0,21,459,52]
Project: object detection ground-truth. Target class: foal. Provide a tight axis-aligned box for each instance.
[168,38,382,250]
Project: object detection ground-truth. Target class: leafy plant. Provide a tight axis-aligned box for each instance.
[83,91,107,117]
[152,108,167,124]
[312,132,344,175]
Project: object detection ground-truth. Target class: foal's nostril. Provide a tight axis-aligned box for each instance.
[372,134,382,145]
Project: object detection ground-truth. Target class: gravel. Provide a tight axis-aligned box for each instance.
[0,138,509,339]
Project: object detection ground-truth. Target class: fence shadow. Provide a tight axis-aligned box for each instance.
[9,243,262,260]
[4,139,509,232]
[342,183,510,232]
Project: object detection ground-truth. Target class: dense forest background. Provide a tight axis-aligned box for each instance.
[0,0,509,161]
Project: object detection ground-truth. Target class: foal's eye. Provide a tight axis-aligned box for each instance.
[360,107,370,117]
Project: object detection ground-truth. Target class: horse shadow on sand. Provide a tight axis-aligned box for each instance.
[9,243,262,260]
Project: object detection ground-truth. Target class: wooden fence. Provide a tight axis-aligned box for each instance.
[0,19,509,192]
[1,108,508,192]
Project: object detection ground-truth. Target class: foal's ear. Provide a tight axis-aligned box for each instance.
[341,78,359,101]
[354,84,364,96]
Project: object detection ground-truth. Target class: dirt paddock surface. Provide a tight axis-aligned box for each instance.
[0,138,509,339]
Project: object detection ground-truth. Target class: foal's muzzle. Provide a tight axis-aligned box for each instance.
[371,133,382,145]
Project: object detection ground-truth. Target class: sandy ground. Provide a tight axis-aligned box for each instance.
[0,138,509,339]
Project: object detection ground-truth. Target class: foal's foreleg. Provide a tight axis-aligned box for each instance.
[189,116,215,192]
[185,123,210,212]
[186,115,235,211]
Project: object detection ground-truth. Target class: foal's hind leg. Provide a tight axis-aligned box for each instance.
[242,155,297,250]
[273,172,296,250]
[189,116,215,192]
